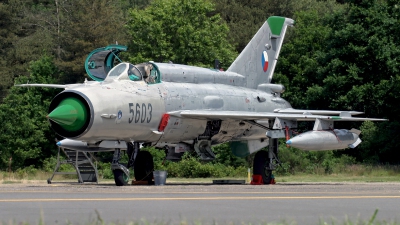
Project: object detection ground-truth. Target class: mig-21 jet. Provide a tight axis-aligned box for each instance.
[17,16,386,186]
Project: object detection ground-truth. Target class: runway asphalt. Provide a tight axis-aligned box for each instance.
[0,181,399,224]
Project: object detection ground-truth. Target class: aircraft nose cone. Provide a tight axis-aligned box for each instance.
[48,104,78,125]
[47,97,88,132]
[286,140,292,145]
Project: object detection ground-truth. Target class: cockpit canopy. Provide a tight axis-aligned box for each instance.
[107,62,142,81]
[107,63,140,80]
[84,44,160,84]
[105,62,160,84]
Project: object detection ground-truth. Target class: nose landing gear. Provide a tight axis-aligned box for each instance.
[111,148,130,186]
[111,142,155,186]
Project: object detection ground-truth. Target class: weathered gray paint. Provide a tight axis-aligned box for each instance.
[19,16,386,154]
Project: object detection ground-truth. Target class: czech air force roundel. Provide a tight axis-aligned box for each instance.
[262,51,269,72]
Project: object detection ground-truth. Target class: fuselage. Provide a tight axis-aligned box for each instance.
[48,62,291,145]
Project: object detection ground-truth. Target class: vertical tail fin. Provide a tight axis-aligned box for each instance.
[227,16,294,89]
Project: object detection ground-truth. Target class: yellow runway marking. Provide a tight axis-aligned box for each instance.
[0,190,394,195]
[1,196,400,202]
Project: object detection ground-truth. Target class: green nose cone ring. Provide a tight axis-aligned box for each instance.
[47,97,88,132]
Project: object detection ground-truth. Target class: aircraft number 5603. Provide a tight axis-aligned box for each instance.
[128,103,152,123]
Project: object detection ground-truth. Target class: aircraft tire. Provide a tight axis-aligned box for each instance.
[253,150,272,184]
[134,151,154,183]
[113,169,129,186]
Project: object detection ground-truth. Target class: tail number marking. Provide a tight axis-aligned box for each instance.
[128,103,152,123]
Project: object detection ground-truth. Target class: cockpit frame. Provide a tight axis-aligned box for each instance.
[105,62,161,84]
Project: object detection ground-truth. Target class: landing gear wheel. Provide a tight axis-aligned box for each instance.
[113,169,129,186]
[253,150,272,184]
[134,151,154,183]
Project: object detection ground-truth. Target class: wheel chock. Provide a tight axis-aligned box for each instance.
[250,174,263,185]
[132,180,151,185]
[270,174,276,184]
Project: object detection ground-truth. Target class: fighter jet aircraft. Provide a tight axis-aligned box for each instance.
[17,16,386,186]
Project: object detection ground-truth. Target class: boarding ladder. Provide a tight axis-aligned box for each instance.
[47,146,99,184]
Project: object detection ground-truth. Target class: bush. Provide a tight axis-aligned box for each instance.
[13,165,38,179]
[38,141,361,180]
[212,143,249,168]
[141,147,166,171]
[164,152,246,178]
[276,144,311,175]
[275,142,358,176]
[97,162,114,179]
[42,156,75,172]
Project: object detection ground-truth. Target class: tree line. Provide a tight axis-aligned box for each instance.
[0,0,398,171]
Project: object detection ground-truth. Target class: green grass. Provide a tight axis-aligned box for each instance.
[277,174,400,183]
[0,209,399,225]
[1,180,22,184]
[1,164,400,184]
[275,164,400,183]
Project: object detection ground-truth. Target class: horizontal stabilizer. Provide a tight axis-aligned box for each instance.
[350,128,361,135]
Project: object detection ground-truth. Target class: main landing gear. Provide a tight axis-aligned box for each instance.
[134,151,154,184]
[253,138,280,184]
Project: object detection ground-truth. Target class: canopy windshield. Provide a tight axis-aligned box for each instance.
[104,62,161,84]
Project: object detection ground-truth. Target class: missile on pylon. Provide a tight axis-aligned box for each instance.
[286,129,361,151]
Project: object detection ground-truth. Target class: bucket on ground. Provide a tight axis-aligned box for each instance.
[154,170,167,185]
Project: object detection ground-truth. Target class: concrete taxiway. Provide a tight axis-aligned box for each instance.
[0,182,399,224]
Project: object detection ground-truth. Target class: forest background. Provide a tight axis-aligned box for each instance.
[0,0,399,178]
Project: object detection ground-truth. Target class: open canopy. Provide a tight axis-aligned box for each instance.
[84,45,127,81]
